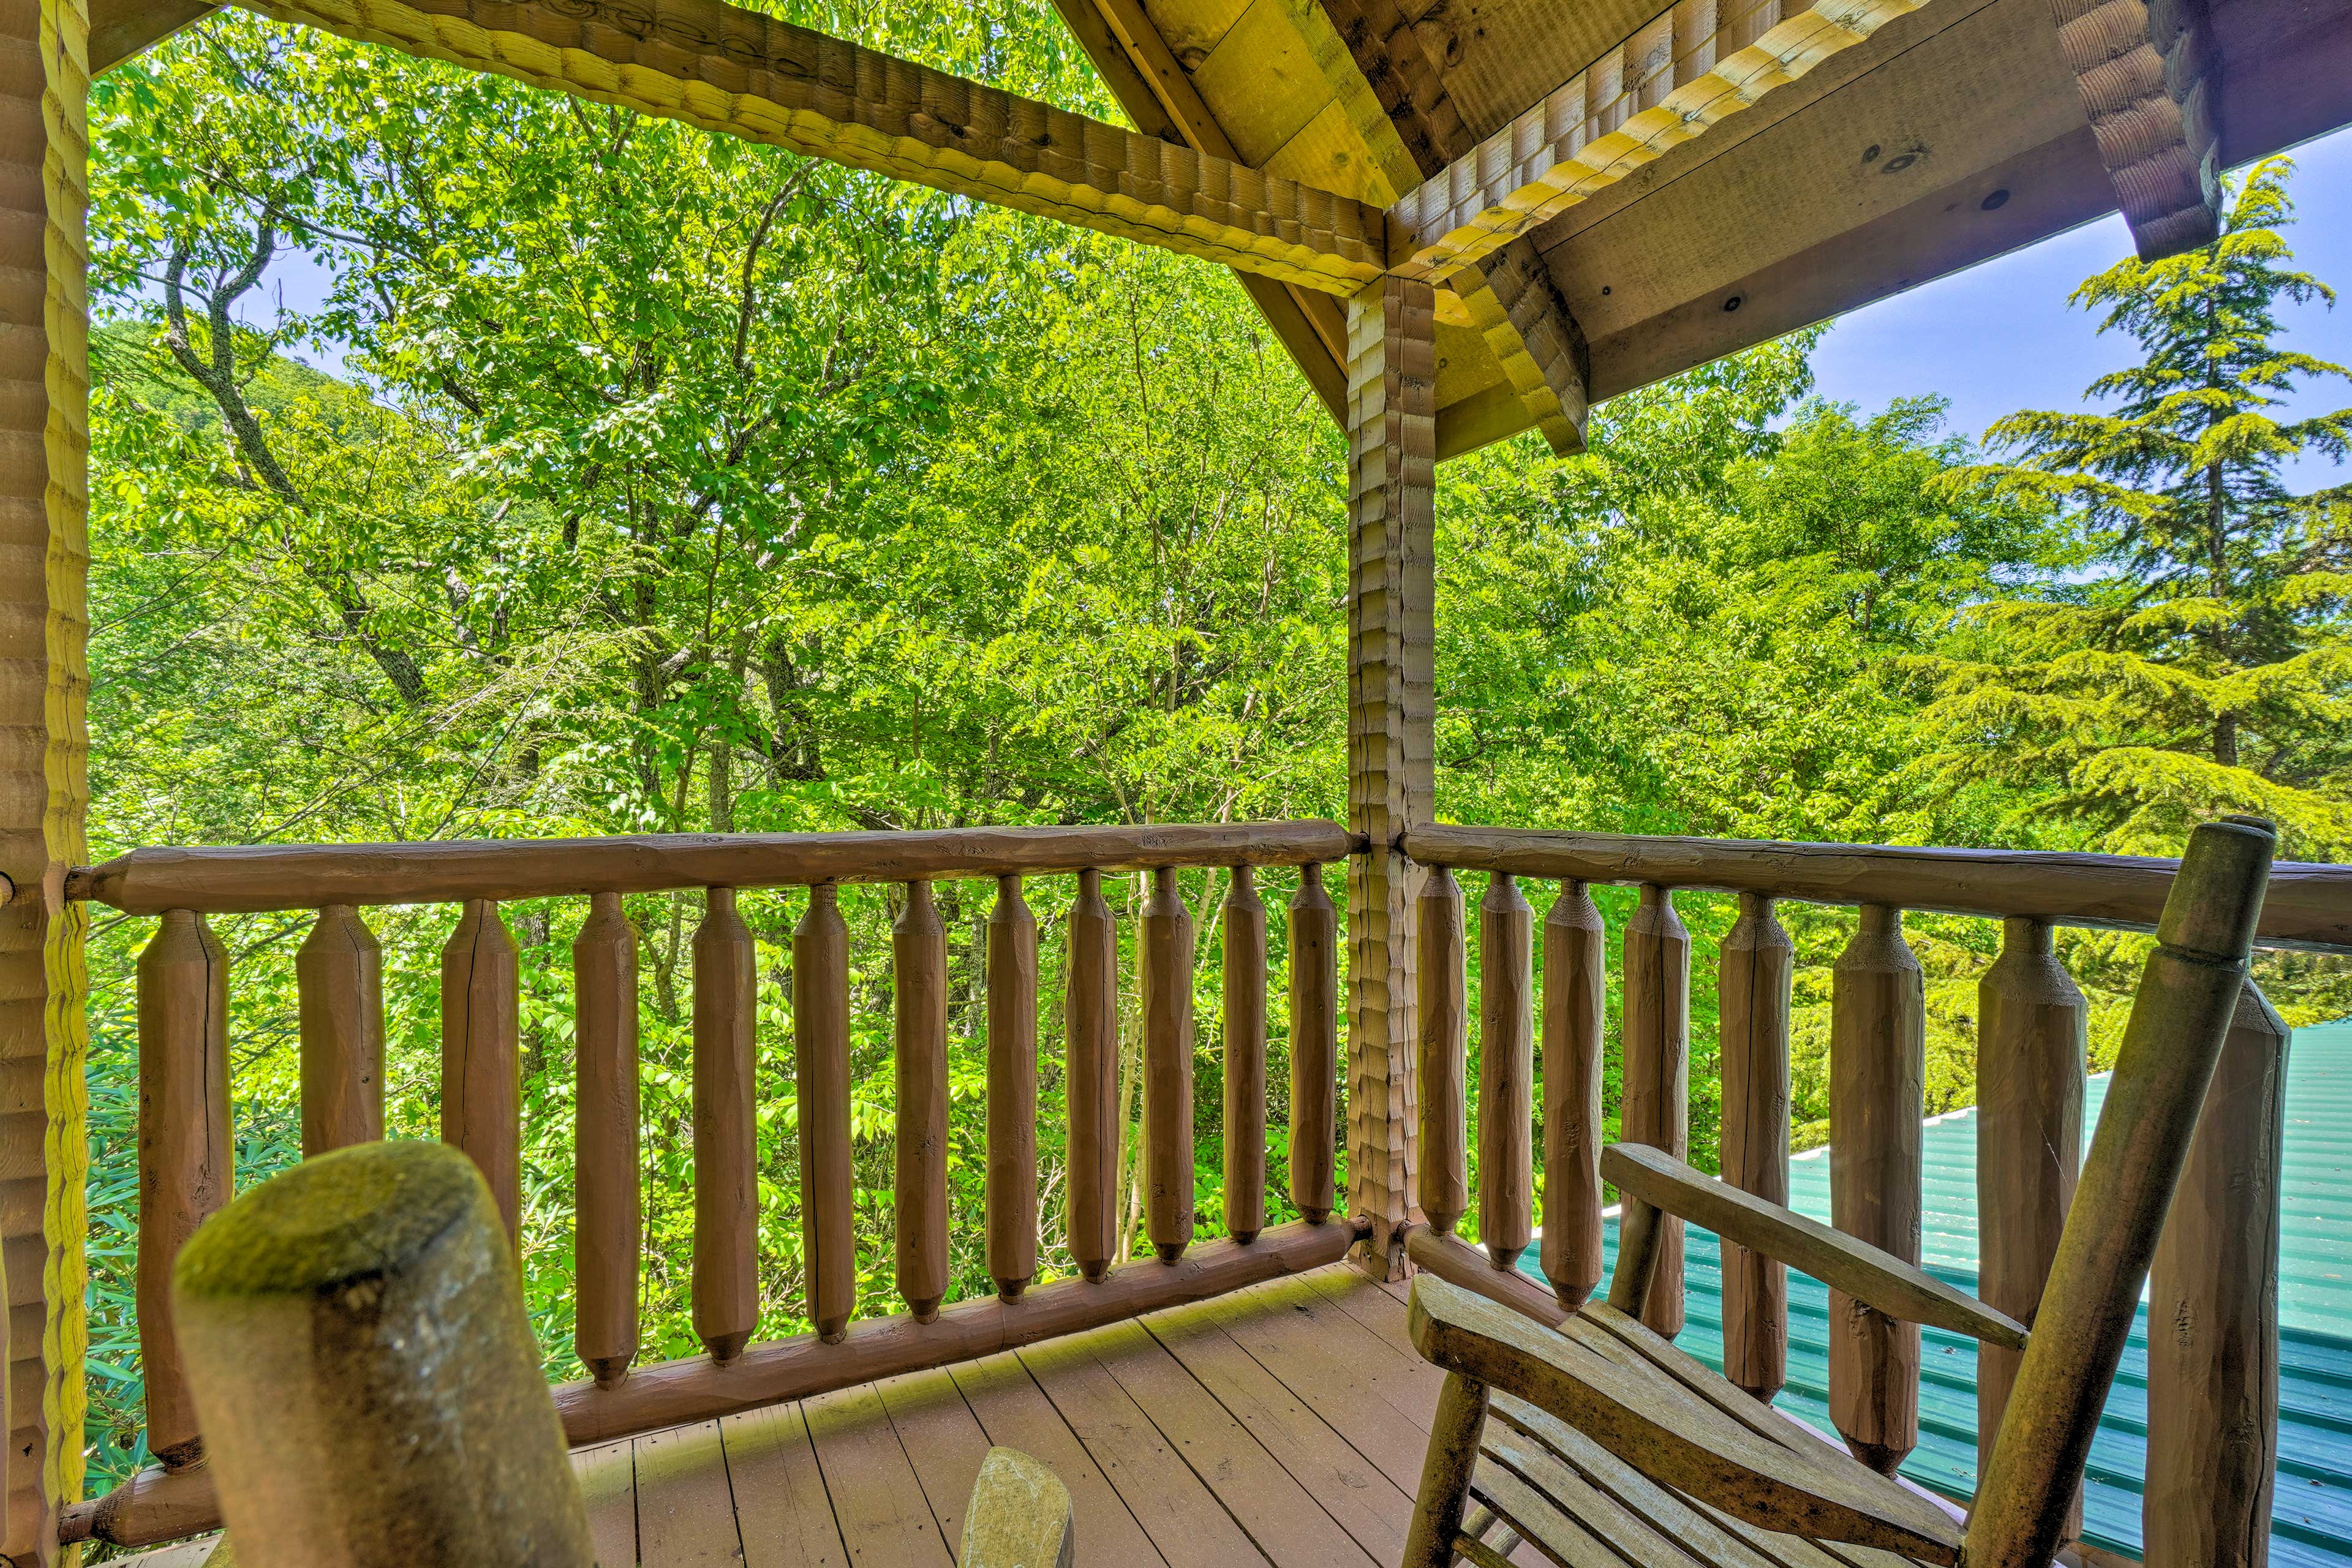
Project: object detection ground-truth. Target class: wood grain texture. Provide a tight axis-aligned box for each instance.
[1620,884,1689,1338]
[1066,868,1120,1280]
[693,886,758,1363]
[573,891,641,1387]
[1540,881,1605,1310]
[1222,866,1268,1243]
[440,899,521,1242]
[1400,1368,1488,1568]
[1416,864,1469,1236]
[137,910,232,1470]
[1476,872,1533,1268]
[1142,866,1197,1263]
[987,874,1040,1300]
[1827,905,1924,1477]
[1718,893,1792,1401]
[2047,0,2220,258]
[1287,862,1340,1224]
[295,903,383,1156]
[895,880,951,1321]
[795,885,856,1344]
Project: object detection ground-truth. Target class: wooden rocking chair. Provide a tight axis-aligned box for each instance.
[1400,816,2278,1568]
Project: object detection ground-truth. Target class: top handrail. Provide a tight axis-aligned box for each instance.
[1403,823,2352,954]
[69,821,1360,914]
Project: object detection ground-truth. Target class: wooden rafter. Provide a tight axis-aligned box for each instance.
[2047,0,2222,259]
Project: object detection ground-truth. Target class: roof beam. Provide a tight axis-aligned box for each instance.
[2046,0,2222,258]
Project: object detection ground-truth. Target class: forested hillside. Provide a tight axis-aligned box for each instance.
[77,0,2349,1496]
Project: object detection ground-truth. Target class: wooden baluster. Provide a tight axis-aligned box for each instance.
[573,892,641,1387]
[692,886,757,1363]
[1977,916,2084,1526]
[987,874,1039,1302]
[2147,977,2287,1568]
[1542,881,1605,1308]
[1224,867,1268,1244]
[796,883,856,1341]
[1287,862,1338,1224]
[895,881,951,1321]
[1720,892,1794,1401]
[441,899,521,1242]
[1829,903,1926,1476]
[137,909,232,1470]
[296,903,383,1156]
[1417,865,1469,1236]
[1478,872,1534,1268]
[1066,869,1120,1278]
[1621,883,1690,1338]
[1142,867,1196,1263]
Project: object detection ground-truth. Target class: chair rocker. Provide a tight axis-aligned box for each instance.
[1400,816,2278,1568]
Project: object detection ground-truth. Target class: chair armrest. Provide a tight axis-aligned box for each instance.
[1602,1144,2027,1349]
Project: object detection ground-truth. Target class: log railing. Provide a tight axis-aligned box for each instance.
[1398,821,2352,1561]
[66,821,1363,1548]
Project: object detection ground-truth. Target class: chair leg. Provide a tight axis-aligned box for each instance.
[1404,1371,1490,1568]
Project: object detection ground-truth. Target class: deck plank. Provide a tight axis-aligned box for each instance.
[573,1436,639,1567]
[635,1420,747,1567]
[805,1382,956,1566]
[872,1365,995,1555]
[949,1348,1169,1566]
[723,1402,850,1568]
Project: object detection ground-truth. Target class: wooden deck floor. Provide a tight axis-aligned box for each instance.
[567,1261,1436,1568]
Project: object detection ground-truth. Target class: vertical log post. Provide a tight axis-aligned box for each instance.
[1142,867,1196,1264]
[1345,276,1437,1276]
[1720,893,1794,1401]
[1829,903,1926,1477]
[1977,915,2084,1526]
[1066,869,1120,1278]
[1478,872,1533,1268]
[137,910,231,1470]
[440,899,521,1242]
[573,892,641,1387]
[1288,862,1339,1224]
[1417,865,1468,1236]
[2147,978,2288,1568]
[987,874,1039,1302]
[1541,881,1605,1309]
[692,887,757,1363]
[895,881,951,1321]
[796,884,856,1343]
[1223,867,1268,1243]
[1621,884,1690,1338]
[296,903,383,1156]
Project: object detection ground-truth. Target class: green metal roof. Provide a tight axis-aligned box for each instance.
[1517,1020,2352,1567]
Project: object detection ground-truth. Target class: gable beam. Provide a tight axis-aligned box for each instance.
[2046,0,2222,258]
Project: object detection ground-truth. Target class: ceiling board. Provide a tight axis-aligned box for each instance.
[1140,0,1255,62]
[1400,0,1712,140]
[1189,0,1335,162]
[1264,96,1403,202]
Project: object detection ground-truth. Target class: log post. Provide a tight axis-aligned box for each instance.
[987,874,1039,1302]
[1287,862,1338,1224]
[1719,892,1793,1401]
[1541,881,1605,1309]
[1066,869,1119,1278]
[2146,978,2287,1568]
[1223,866,1268,1243]
[1416,865,1468,1236]
[693,886,757,1363]
[573,892,641,1387]
[440,899,521,1242]
[296,903,383,1155]
[1345,275,1436,1277]
[1829,903,1925,1476]
[1477,872,1533,1268]
[1142,867,1196,1264]
[1977,915,2084,1524]
[1620,883,1690,1338]
[137,910,232,1471]
[895,880,951,1320]
[796,884,856,1343]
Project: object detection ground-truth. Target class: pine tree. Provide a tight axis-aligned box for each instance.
[1918,157,2352,858]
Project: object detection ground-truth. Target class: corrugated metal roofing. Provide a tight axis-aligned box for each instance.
[1515,1020,2352,1567]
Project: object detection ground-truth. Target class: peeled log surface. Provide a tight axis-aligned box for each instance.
[75,820,1357,914]
[440,899,522,1241]
[1418,866,1469,1236]
[1065,869,1119,1280]
[1223,867,1268,1244]
[1977,915,2084,1521]
[1719,893,1793,1401]
[1620,884,1689,1338]
[1540,881,1605,1310]
[1477,872,1534,1268]
[987,875,1039,1301]
[1286,864,1338,1224]
[573,892,642,1386]
[137,910,233,1470]
[2146,978,2287,1568]
[1142,867,1197,1263]
[1829,905,1925,1477]
[1399,825,2352,954]
[895,881,951,1321]
[693,887,759,1362]
[796,885,856,1343]
[296,903,383,1156]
